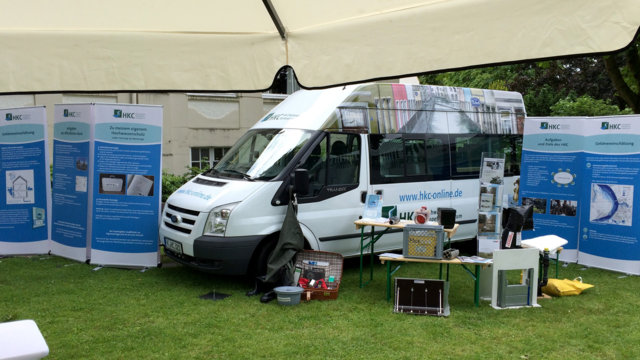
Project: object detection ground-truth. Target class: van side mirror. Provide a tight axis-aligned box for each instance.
[292,169,309,196]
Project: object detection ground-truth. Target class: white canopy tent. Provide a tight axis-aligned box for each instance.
[1,0,639,93]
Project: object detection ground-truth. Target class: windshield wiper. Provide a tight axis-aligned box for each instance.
[222,169,255,181]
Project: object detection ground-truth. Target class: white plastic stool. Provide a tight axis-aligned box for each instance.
[0,320,49,360]
[491,248,540,309]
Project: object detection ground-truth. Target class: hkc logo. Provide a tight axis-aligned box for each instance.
[601,122,627,130]
[63,109,80,118]
[113,109,136,119]
[540,122,566,130]
[5,113,25,121]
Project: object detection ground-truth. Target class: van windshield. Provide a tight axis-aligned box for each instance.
[206,129,313,181]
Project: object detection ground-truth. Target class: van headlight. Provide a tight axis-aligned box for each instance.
[203,203,238,236]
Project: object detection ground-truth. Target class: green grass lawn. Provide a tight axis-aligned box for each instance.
[1,253,638,359]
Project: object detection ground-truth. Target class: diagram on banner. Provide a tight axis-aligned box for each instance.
[590,183,633,226]
[5,170,35,204]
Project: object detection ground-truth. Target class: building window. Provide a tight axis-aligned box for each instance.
[191,147,230,169]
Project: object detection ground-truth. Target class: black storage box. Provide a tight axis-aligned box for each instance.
[437,207,457,229]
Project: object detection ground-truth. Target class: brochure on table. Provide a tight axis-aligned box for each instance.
[477,154,505,254]
[0,106,51,255]
[51,103,163,268]
[520,116,640,275]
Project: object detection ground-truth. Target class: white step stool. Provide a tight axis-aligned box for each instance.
[0,320,49,360]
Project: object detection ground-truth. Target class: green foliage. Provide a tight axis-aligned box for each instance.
[420,56,634,116]
[550,95,634,116]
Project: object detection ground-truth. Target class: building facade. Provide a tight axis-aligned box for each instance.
[0,91,287,175]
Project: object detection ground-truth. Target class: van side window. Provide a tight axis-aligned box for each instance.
[300,137,328,197]
[425,137,449,180]
[369,134,449,184]
[327,133,360,186]
[452,134,521,178]
[299,133,361,198]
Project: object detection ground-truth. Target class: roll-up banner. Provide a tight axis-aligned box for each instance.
[521,115,640,274]
[88,104,162,268]
[0,106,51,255]
[51,103,162,268]
[51,105,92,262]
[519,117,582,262]
[578,116,640,275]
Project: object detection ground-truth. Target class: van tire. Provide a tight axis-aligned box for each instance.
[251,238,277,278]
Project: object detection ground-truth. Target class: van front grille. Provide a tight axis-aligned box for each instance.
[164,203,201,235]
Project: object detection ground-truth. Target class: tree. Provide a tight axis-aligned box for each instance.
[604,34,640,113]
[419,33,640,116]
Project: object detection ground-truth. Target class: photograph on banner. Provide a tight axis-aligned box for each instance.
[522,197,547,214]
[0,106,51,255]
[549,199,578,217]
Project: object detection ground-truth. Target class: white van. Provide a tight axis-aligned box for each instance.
[160,83,526,275]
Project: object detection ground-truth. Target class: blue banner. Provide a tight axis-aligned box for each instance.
[0,106,51,255]
[50,108,92,262]
[89,104,162,267]
[520,117,582,262]
[577,117,640,274]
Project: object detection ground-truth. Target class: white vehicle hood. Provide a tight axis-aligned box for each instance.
[168,176,268,212]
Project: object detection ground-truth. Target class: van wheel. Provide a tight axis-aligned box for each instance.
[252,239,276,278]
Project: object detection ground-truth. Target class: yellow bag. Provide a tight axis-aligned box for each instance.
[542,277,594,297]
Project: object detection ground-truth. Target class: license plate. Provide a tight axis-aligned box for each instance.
[165,238,183,254]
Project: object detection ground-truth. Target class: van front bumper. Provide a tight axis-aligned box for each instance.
[163,234,266,275]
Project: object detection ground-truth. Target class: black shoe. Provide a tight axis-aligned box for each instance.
[260,290,277,303]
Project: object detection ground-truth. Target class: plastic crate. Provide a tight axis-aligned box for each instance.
[294,250,343,301]
[402,224,444,259]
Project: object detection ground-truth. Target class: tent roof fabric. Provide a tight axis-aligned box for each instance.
[1,0,639,93]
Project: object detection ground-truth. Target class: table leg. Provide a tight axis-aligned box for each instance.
[359,227,365,288]
[474,265,480,307]
[386,261,391,302]
[370,226,375,286]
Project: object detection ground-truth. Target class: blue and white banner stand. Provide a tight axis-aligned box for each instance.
[51,105,92,262]
[578,116,640,275]
[0,106,51,255]
[89,104,162,268]
[519,117,583,262]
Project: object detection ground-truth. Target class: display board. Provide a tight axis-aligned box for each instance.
[521,116,640,274]
[519,117,582,262]
[577,116,640,274]
[89,104,163,268]
[0,106,51,255]
[51,103,163,267]
[51,105,92,262]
